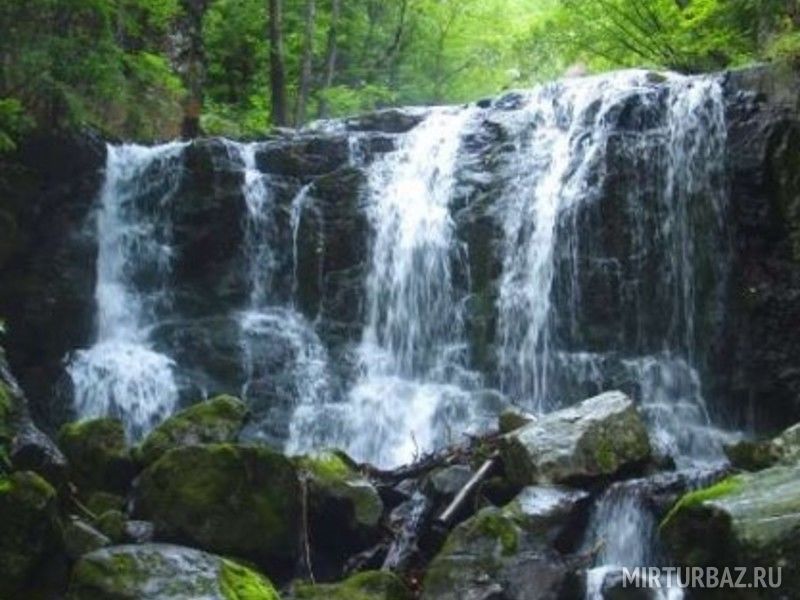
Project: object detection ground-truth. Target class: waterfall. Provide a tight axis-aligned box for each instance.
[68,143,185,438]
[287,107,496,467]
[225,141,334,446]
[67,72,733,489]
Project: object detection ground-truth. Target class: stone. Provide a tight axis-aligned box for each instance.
[10,420,69,488]
[0,471,62,596]
[85,491,126,516]
[501,391,651,486]
[58,418,135,495]
[290,570,412,600]
[63,517,110,560]
[661,465,800,591]
[138,395,248,465]
[67,543,279,600]
[725,421,800,471]
[296,451,383,532]
[498,408,536,434]
[124,520,155,544]
[423,464,474,498]
[295,451,384,577]
[135,443,301,578]
[345,109,425,134]
[422,485,588,600]
[95,509,127,543]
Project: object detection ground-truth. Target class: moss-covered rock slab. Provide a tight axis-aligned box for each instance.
[0,471,62,596]
[501,391,651,486]
[138,395,248,466]
[63,517,110,560]
[135,443,301,577]
[725,421,800,472]
[662,465,800,591]
[422,485,587,600]
[58,418,134,495]
[290,570,411,600]
[67,543,280,600]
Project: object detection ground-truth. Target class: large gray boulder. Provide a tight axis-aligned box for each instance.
[422,485,589,600]
[67,544,279,600]
[501,391,651,486]
[661,465,800,592]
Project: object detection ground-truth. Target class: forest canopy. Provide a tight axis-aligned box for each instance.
[1,0,799,145]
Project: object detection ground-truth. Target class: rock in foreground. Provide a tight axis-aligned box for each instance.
[135,443,301,578]
[501,391,651,486]
[138,394,248,465]
[0,471,62,596]
[67,543,279,600]
[290,570,411,600]
[662,465,800,591]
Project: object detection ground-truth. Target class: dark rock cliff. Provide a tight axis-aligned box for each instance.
[1,67,800,436]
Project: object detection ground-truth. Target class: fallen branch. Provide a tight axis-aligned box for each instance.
[435,453,498,527]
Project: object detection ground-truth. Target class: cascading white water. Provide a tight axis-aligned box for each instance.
[287,107,494,467]
[224,141,334,445]
[68,143,185,438]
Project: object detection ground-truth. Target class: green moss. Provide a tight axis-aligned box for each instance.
[661,475,743,530]
[293,570,411,600]
[219,559,279,600]
[138,395,248,466]
[295,451,352,482]
[85,491,126,516]
[476,512,519,556]
[95,509,126,543]
[595,437,617,472]
[294,451,383,529]
[58,418,133,495]
[0,471,60,596]
[135,443,301,572]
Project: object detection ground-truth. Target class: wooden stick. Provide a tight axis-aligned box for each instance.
[435,454,498,527]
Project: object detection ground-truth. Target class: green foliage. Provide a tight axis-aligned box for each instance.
[3,0,800,138]
[0,0,182,139]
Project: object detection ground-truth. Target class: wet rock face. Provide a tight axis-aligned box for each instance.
[0,131,105,430]
[722,66,800,428]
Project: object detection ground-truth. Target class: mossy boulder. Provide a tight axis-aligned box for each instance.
[135,443,301,577]
[0,471,62,596]
[95,509,127,543]
[291,571,411,600]
[67,543,280,600]
[0,378,15,472]
[661,465,800,591]
[724,421,800,471]
[501,391,651,486]
[58,418,134,495]
[422,486,587,600]
[296,451,383,531]
[138,395,248,466]
[292,451,383,576]
[85,491,126,516]
[63,517,110,560]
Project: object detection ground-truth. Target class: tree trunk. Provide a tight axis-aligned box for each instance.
[268,0,288,127]
[294,0,316,125]
[173,0,211,138]
[318,0,340,118]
